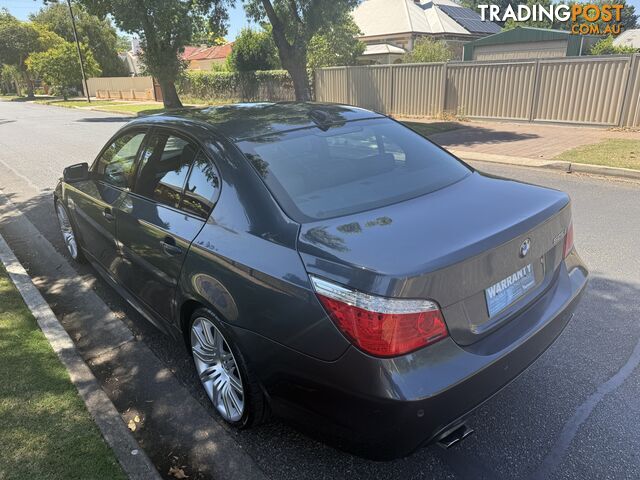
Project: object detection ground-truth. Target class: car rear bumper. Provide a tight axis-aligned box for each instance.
[231,253,588,459]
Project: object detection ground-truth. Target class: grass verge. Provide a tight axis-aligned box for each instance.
[0,263,126,480]
[556,139,640,170]
[401,120,464,137]
[95,103,168,116]
[0,95,24,101]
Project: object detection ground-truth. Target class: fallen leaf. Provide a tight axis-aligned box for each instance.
[127,420,137,432]
[168,466,188,479]
[134,415,140,423]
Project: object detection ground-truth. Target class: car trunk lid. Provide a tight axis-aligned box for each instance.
[297,172,571,346]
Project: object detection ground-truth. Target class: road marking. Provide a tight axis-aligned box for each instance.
[530,336,640,479]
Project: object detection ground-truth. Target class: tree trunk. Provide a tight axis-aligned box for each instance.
[287,57,311,102]
[158,79,183,109]
[260,0,311,102]
[22,70,34,98]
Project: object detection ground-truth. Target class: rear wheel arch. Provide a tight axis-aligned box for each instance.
[179,297,236,348]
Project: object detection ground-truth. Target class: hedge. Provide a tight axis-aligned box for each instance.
[177,70,300,103]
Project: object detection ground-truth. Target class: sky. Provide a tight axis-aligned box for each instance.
[2,0,640,39]
[0,0,255,41]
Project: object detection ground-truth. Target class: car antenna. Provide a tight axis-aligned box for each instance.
[308,110,333,131]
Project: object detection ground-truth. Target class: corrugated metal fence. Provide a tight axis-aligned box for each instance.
[86,76,155,101]
[315,54,640,127]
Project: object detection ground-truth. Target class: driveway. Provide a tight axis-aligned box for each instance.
[1,101,640,479]
[423,119,640,160]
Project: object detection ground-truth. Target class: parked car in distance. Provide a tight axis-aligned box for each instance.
[55,102,588,459]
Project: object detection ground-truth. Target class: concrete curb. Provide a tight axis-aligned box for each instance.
[449,149,640,181]
[0,233,161,480]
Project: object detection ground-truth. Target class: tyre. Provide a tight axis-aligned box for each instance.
[189,308,267,428]
[55,200,85,263]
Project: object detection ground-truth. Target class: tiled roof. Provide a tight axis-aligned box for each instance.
[186,43,234,61]
[181,46,206,60]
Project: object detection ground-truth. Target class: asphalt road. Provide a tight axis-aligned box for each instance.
[1,101,640,480]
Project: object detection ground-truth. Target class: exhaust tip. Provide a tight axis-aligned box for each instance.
[437,424,474,449]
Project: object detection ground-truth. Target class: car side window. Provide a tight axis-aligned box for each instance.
[95,132,146,188]
[180,151,220,218]
[135,132,198,208]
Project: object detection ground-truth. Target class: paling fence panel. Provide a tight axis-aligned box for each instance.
[445,61,536,120]
[313,54,640,127]
[534,56,630,125]
[348,66,393,112]
[86,76,154,99]
[392,63,444,117]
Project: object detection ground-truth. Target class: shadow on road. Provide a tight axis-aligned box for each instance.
[430,124,540,148]
[75,116,136,123]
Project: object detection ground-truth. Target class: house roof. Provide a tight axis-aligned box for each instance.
[186,43,234,61]
[181,46,206,60]
[352,0,500,38]
[363,44,407,55]
[614,29,640,49]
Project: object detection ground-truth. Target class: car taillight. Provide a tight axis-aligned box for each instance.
[563,222,574,258]
[310,276,448,357]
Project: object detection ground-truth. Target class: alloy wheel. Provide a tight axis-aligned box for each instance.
[190,317,245,422]
[56,203,78,260]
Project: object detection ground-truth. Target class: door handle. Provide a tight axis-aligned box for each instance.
[160,236,182,256]
[102,208,114,222]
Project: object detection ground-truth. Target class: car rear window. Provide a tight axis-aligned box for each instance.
[237,118,471,222]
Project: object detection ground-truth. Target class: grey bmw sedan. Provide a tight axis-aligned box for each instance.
[54,102,588,459]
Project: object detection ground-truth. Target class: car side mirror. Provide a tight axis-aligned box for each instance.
[63,163,89,183]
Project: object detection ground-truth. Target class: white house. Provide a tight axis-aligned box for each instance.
[353,0,501,63]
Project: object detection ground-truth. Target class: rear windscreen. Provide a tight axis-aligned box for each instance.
[237,118,471,222]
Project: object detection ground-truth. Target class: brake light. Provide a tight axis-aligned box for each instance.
[563,222,574,258]
[310,276,448,357]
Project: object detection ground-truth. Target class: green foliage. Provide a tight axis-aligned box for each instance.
[27,42,101,99]
[0,11,41,68]
[31,3,128,76]
[307,14,365,68]
[210,60,229,72]
[227,28,279,72]
[0,64,20,94]
[178,69,295,102]
[244,0,361,100]
[402,37,453,64]
[116,34,132,52]
[78,0,233,107]
[589,35,637,55]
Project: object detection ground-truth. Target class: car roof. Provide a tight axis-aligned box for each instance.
[128,102,385,142]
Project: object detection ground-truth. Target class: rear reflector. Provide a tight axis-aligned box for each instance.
[310,276,448,357]
[563,222,574,258]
